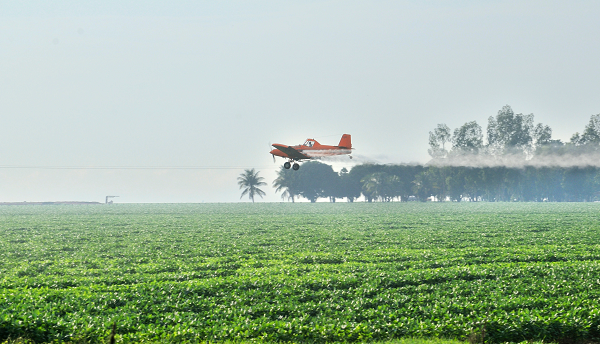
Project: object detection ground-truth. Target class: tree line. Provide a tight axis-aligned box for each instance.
[427,104,600,158]
[269,105,600,202]
[271,161,599,202]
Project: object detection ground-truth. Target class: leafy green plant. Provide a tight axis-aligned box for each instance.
[0,203,599,342]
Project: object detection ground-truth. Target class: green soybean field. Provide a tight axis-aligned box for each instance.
[1,203,600,343]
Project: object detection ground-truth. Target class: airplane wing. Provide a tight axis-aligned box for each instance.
[272,145,310,160]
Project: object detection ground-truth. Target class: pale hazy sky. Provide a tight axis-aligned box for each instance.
[1,1,599,202]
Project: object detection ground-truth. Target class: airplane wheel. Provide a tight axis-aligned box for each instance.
[292,163,300,170]
[284,162,291,169]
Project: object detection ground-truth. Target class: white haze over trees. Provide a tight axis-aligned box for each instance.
[428,106,600,168]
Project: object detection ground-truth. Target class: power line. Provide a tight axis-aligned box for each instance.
[0,165,279,170]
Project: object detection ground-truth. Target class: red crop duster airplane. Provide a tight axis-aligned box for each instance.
[270,134,353,170]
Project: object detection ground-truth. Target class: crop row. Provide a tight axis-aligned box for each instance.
[1,203,600,342]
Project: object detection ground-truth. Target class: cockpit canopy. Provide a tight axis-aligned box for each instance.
[303,139,318,147]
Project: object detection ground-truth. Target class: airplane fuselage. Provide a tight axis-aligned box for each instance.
[270,144,351,159]
[270,135,353,163]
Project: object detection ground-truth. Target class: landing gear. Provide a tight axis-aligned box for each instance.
[283,161,300,170]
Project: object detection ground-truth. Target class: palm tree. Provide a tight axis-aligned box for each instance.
[273,166,300,202]
[237,168,267,202]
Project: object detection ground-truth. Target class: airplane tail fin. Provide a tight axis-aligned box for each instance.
[338,134,352,149]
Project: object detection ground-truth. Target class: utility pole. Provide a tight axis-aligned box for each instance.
[105,196,119,204]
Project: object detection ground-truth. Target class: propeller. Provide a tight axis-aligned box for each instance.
[268,142,276,163]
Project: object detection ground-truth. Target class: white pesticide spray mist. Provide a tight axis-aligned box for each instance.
[426,151,600,169]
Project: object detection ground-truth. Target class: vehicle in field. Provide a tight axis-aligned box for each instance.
[269,134,353,170]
